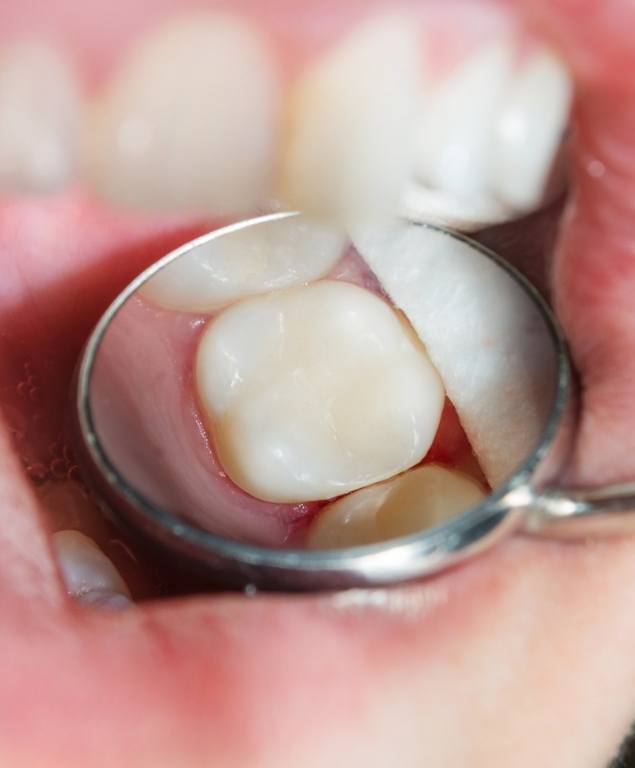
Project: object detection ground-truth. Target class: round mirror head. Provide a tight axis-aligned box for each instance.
[77,213,568,588]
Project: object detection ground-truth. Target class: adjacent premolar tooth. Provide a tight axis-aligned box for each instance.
[278,13,421,222]
[415,41,513,201]
[52,530,132,607]
[141,215,345,312]
[307,465,486,549]
[196,280,444,503]
[83,14,280,213]
[0,42,80,193]
[493,47,572,211]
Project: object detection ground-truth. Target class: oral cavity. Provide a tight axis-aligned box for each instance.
[195,279,444,503]
[0,9,573,229]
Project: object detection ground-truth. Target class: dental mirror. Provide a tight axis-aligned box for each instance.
[74,212,576,591]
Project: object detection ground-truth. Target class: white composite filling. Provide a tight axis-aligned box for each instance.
[195,279,444,504]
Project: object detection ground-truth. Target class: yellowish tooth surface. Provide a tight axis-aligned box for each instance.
[83,13,280,213]
[307,464,486,549]
[278,12,421,222]
[0,42,80,193]
[141,216,345,312]
[196,280,444,503]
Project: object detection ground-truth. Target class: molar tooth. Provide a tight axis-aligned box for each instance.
[307,465,486,549]
[415,41,513,201]
[0,42,80,193]
[196,280,444,503]
[493,47,572,211]
[278,13,421,222]
[141,215,345,312]
[83,14,280,213]
[52,530,132,607]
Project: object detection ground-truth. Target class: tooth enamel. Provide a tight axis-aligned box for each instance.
[83,14,279,213]
[307,464,486,549]
[196,280,444,503]
[0,42,80,193]
[414,41,513,201]
[493,47,572,211]
[352,223,555,487]
[278,13,421,222]
[401,182,512,233]
[52,530,131,604]
[141,216,345,312]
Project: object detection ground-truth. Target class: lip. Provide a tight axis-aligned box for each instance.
[2,0,635,766]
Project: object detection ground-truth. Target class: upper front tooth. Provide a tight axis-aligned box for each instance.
[415,41,513,200]
[83,13,280,213]
[307,464,486,549]
[0,42,80,193]
[493,47,572,211]
[141,216,345,312]
[196,280,444,503]
[277,12,421,222]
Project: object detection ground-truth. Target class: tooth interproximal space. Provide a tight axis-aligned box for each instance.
[141,217,345,312]
[83,13,279,213]
[196,281,444,503]
[307,464,486,549]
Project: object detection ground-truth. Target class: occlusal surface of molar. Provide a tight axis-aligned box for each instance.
[0,42,81,194]
[82,13,280,214]
[195,280,445,504]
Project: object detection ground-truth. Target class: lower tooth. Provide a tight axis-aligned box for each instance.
[52,530,132,606]
[0,42,80,193]
[307,464,486,549]
[141,216,345,312]
[196,280,444,503]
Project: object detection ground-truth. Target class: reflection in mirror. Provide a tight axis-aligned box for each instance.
[89,215,557,550]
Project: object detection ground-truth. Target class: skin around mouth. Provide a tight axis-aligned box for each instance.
[2,1,635,768]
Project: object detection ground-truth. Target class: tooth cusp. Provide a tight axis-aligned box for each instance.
[196,280,444,503]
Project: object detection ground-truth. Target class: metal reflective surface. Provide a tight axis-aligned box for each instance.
[74,212,576,591]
